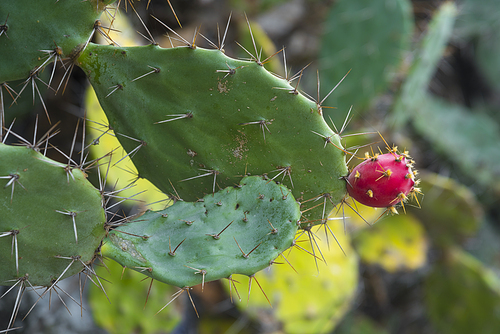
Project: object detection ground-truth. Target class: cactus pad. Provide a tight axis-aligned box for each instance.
[77,43,348,223]
[101,175,300,288]
[0,143,106,287]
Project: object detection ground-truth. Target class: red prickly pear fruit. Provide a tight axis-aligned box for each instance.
[346,152,416,208]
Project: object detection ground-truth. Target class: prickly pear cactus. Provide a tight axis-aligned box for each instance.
[0,143,106,287]
[1,1,434,332]
[102,175,300,288]
[77,43,349,223]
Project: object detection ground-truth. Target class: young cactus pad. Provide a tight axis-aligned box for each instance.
[101,175,300,288]
[77,43,349,223]
[0,143,106,287]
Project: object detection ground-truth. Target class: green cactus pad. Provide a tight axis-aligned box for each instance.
[0,143,106,287]
[320,0,413,125]
[77,43,348,222]
[0,0,114,82]
[101,175,300,288]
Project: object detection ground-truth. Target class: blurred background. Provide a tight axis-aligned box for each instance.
[1,0,500,333]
